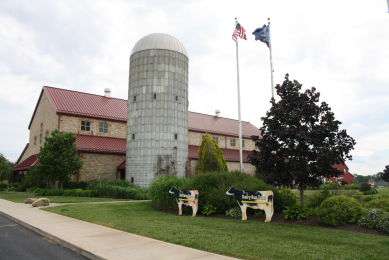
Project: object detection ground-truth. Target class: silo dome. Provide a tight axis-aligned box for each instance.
[126,33,189,187]
[131,33,188,58]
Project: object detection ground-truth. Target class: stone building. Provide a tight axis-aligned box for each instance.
[12,86,261,186]
[12,33,262,187]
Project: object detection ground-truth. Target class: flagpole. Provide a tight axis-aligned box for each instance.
[268,18,275,99]
[235,18,243,172]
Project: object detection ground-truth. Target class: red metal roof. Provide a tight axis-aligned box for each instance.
[28,86,261,139]
[188,145,252,162]
[117,160,126,170]
[188,112,261,139]
[75,134,126,155]
[12,154,39,171]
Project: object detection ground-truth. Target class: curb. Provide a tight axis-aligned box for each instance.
[0,210,105,260]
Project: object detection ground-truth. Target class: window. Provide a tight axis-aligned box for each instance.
[174,134,178,140]
[175,95,178,101]
[133,95,136,102]
[132,134,135,140]
[81,121,90,131]
[202,135,204,140]
[99,123,108,133]
[40,133,42,144]
[40,123,43,132]
[153,93,157,99]
[34,136,37,145]
[213,137,218,144]
[230,139,236,147]
[131,177,134,183]
[242,140,245,148]
[46,131,49,137]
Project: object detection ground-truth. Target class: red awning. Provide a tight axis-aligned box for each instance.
[117,160,126,170]
[12,154,39,171]
[76,134,126,155]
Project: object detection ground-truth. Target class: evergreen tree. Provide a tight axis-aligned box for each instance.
[248,74,355,204]
[197,133,228,173]
[37,130,83,189]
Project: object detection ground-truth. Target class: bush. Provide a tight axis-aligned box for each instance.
[63,180,89,190]
[365,198,389,212]
[283,204,314,222]
[37,189,65,196]
[358,209,389,232]
[95,179,149,200]
[0,188,6,191]
[316,195,363,226]
[363,189,378,195]
[278,188,298,210]
[17,184,28,192]
[149,175,190,210]
[344,184,361,190]
[341,180,349,185]
[0,183,8,189]
[63,189,98,197]
[361,183,371,191]
[362,195,376,203]
[27,187,39,193]
[306,189,363,209]
[8,187,16,191]
[202,204,218,215]
[180,171,282,214]
[8,182,20,189]
[226,207,242,217]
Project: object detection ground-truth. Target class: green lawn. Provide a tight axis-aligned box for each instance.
[43,201,389,260]
[0,191,133,203]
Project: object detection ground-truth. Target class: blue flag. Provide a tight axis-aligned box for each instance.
[252,25,269,47]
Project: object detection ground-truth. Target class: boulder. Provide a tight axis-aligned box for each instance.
[32,198,50,207]
[24,198,37,204]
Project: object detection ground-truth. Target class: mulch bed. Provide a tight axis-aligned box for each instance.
[154,207,388,237]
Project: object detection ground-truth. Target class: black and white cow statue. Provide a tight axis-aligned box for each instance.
[169,187,199,217]
[226,187,274,222]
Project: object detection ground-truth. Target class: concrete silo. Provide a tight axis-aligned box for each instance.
[126,33,189,187]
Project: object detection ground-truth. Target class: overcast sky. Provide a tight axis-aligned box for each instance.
[1,0,388,176]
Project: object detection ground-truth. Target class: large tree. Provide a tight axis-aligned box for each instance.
[37,130,83,189]
[197,133,228,173]
[0,153,11,182]
[379,165,389,182]
[248,74,356,204]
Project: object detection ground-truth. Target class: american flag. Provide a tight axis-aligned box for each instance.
[232,23,247,42]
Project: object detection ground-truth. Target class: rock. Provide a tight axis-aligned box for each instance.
[32,198,50,207]
[24,198,37,204]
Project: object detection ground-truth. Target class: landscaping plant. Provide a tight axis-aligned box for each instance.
[357,208,389,233]
[197,133,228,173]
[225,207,242,217]
[278,188,298,210]
[316,195,363,226]
[365,197,389,212]
[283,204,314,222]
[360,183,371,192]
[362,188,378,195]
[202,204,218,216]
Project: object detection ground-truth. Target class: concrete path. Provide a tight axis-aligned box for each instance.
[0,199,239,260]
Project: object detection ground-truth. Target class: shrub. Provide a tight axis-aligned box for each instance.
[202,204,218,216]
[63,180,88,190]
[283,204,314,222]
[330,190,363,201]
[149,175,190,210]
[316,195,363,226]
[358,209,389,232]
[0,183,8,189]
[365,198,389,212]
[344,184,361,190]
[320,182,340,190]
[63,189,98,197]
[27,187,39,193]
[360,183,371,191]
[8,182,20,189]
[363,189,378,195]
[254,210,265,218]
[17,184,28,192]
[180,171,281,214]
[362,195,376,203]
[0,188,6,191]
[306,188,331,208]
[226,207,242,217]
[341,180,349,185]
[37,189,65,196]
[95,179,149,200]
[278,188,298,210]
[8,187,16,191]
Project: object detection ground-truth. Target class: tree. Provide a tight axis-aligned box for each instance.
[37,130,83,189]
[379,165,389,182]
[248,74,356,204]
[0,153,13,182]
[197,133,228,173]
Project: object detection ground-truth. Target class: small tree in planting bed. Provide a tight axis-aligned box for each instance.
[249,74,356,205]
[37,130,83,189]
[197,133,228,173]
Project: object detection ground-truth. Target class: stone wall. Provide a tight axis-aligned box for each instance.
[188,159,256,176]
[60,115,127,139]
[77,153,126,181]
[188,131,256,150]
[21,92,59,162]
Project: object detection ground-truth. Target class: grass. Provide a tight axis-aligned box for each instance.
[293,187,389,198]
[0,191,133,203]
[43,201,389,260]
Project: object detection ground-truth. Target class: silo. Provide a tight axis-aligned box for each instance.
[126,33,189,187]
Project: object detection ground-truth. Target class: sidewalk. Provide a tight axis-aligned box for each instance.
[0,199,239,260]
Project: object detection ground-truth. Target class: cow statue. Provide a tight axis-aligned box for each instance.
[226,187,274,222]
[169,187,199,217]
